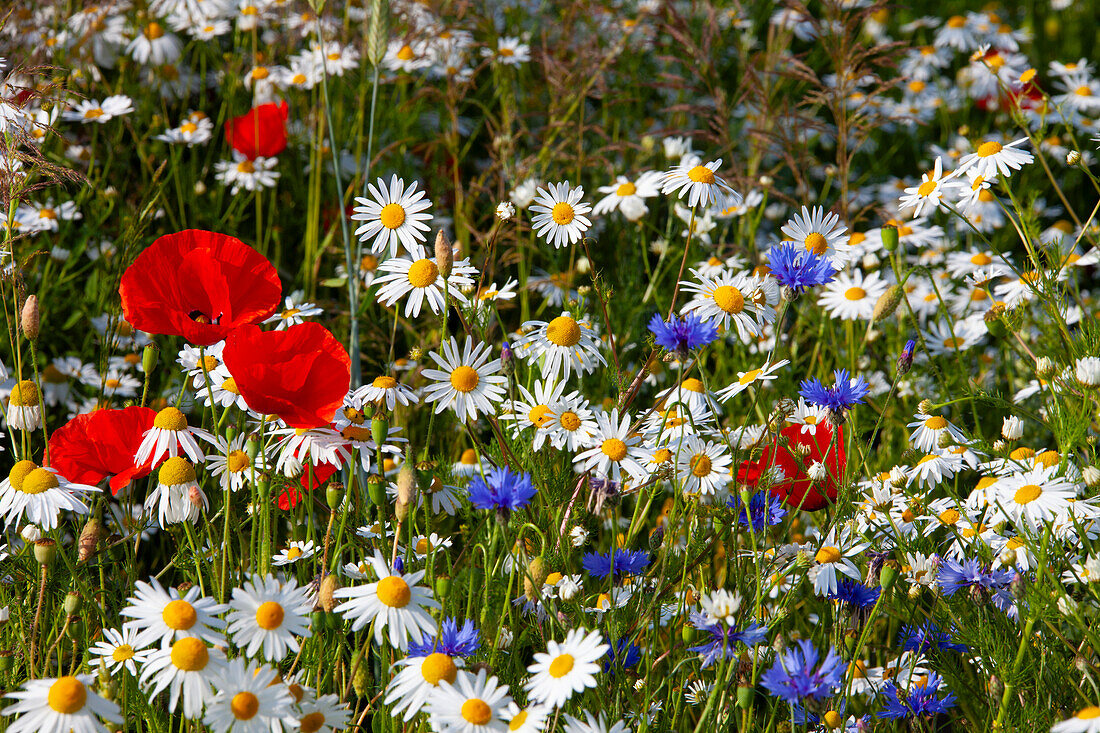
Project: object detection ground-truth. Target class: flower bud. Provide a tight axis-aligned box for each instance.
[352,642,372,697]
[435,230,453,278]
[1068,150,1082,165]
[142,343,159,374]
[245,433,261,460]
[63,592,82,615]
[648,525,665,551]
[881,225,899,252]
[78,518,104,563]
[496,201,515,221]
[20,295,39,340]
[1002,415,1023,440]
[873,285,903,322]
[1084,466,1100,489]
[319,574,340,612]
[984,304,1008,339]
[34,538,56,566]
[371,414,388,445]
[434,574,451,599]
[366,473,387,505]
[395,465,416,522]
[917,398,933,415]
[737,685,754,710]
[524,557,546,602]
[897,339,916,375]
[879,560,899,591]
[1035,356,1055,380]
[326,483,344,511]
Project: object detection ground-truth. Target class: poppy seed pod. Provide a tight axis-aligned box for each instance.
[435,230,453,278]
[34,539,56,566]
[142,343,159,374]
[20,295,39,340]
[881,224,899,252]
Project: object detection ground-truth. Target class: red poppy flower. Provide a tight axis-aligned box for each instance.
[222,323,351,429]
[277,460,338,510]
[738,423,845,512]
[225,101,289,160]
[120,229,282,346]
[48,406,157,495]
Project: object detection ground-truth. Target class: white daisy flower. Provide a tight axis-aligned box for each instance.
[272,540,318,566]
[202,658,294,733]
[907,451,966,489]
[539,395,600,452]
[499,378,573,441]
[0,463,98,531]
[355,375,418,410]
[514,312,607,382]
[374,247,477,319]
[5,380,42,431]
[714,359,790,401]
[263,295,323,330]
[226,574,313,662]
[3,674,121,733]
[660,158,737,209]
[89,626,150,677]
[593,171,662,221]
[899,157,956,217]
[906,412,968,452]
[351,175,433,258]
[214,153,280,194]
[817,268,890,321]
[294,693,352,733]
[563,711,632,733]
[421,336,508,421]
[206,434,265,493]
[120,577,226,650]
[781,205,849,265]
[573,409,649,484]
[135,406,215,467]
[993,465,1079,532]
[674,434,733,497]
[524,628,608,709]
[1052,706,1100,733]
[530,182,593,249]
[504,703,551,733]
[332,550,441,650]
[678,269,768,342]
[145,456,207,527]
[956,138,1033,180]
[140,637,226,718]
[386,651,466,721]
[810,527,869,596]
[63,95,135,124]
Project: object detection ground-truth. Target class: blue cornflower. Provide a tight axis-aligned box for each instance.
[688,612,768,668]
[877,672,957,720]
[760,639,846,704]
[766,242,837,293]
[467,466,537,518]
[602,636,642,675]
[582,548,650,582]
[799,368,871,413]
[648,312,718,354]
[407,617,481,658]
[898,621,967,654]
[937,557,1013,596]
[729,491,787,532]
[827,580,880,609]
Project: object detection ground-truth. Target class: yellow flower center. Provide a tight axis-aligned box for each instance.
[815,546,842,564]
[421,652,458,685]
[342,425,372,441]
[1006,537,1024,550]
[373,376,397,389]
[976,141,1003,158]
[154,406,188,431]
[376,576,412,607]
[145,22,165,39]
[162,599,198,630]
[510,710,530,731]
[822,710,843,729]
[460,449,478,464]
[462,699,493,725]
[529,404,554,427]
[947,15,966,28]
[361,254,379,270]
[159,457,197,487]
[551,202,575,225]
[407,259,439,288]
[379,203,406,229]
[942,337,964,348]
[804,232,829,256]
[19,468,59,495]
[546,316,582,347]
[681,378,704,393]
[47,676,87,714]
[924,416,947,430]
[1035,450,1060,468]
[300,712,326,733]
[231,691,259,720]
[560,411,581,431]
[549,653,575,678]
[112,644,135,662]
[712,285,745,314]
[687,165,715,184]
[449,365,480,393]
[690,454,712,477]
[255,601,285,630]
[170,637,209,671]
[616,182,637,196]
[396,45,415,61]
[939,508,960,525]
[251,66,269,80]
[222,451,249,474]
[1014,484,1042,504]
[844,287,866,301]
[1076,707,1100,720]
[739,369,762,385]
[917,179,937,197]
[7,460,36,492]
[1010,447,1036,461]
[236,159,256,174]
[601,438,628,462]
[9,380,39,407]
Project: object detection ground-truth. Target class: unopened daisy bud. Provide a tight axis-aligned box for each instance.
[63,592,82,615]
[434,230,452,278]
[77,518,104,562]
[34,538,56,566]
[193,181,207,195]
[326,482,344,511]
[496,201,515,221]
[20,295,39,340]
[351,642,372,696]
[1035,356,1055,379]
[1002,415,1023,440]
[917,398,934,415]
[1067,150,1082,166]
[987,674,1003,697]
[142,343,159,374]
[807,461,827,482]
[889,466,907,488]
[187,485,205,509]
[881,224,899,252]
[319,574,340,612]
[576,256,591,274]
[992,439,1007,452]
[21,524,41,543]
[1083,466,1100,488]
[793,442,812,458]
[524,557,546,602]
[872,285,903,322]
[1076,357,1100,388]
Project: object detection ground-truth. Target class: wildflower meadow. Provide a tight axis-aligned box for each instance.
[3,0,1100,731]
